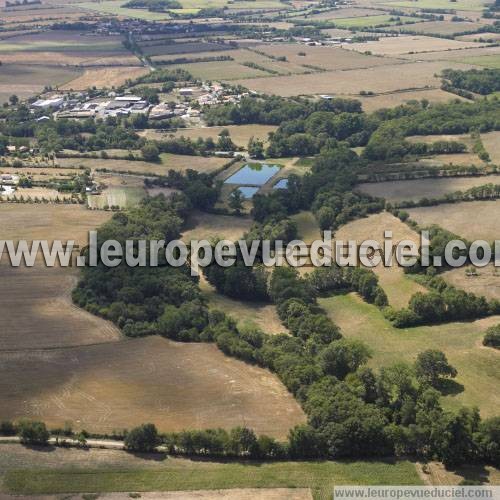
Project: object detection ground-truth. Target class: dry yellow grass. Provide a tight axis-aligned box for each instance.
[357,88,467,112]
[231,61,476,97]
[57,154,228,175]
[443,264,500,302]
[357,175,500,202]
[255,44,401,71]
[143,124,278,148]
[482,131,500,164]
[334,212,426,308]
[397,45,500,62]
[61,66,150,90]
[345,35,484,56]
[408,200,500,241]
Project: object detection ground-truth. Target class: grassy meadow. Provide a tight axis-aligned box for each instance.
[3,459,422,499]
[320,293,500,417]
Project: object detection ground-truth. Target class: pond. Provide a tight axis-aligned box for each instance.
[274,178,288,189]
[87,187,145,209]
[236,186,260,199]
[224,163,280,186]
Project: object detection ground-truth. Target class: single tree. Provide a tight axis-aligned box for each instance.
[415,349,457,386]
[124,423,158,452]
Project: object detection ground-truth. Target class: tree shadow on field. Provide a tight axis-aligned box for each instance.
[22,443,57,453]
[126,450,168,462]
[447,463,490,484]
[434,379,464,396]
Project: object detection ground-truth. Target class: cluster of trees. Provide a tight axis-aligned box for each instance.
[442,68,500,96]
[364,100,500,161]
[386,277,497,328]
[203,95,362,127]
[122,0,181,11]
[483,324,500,349]
[251,144,384,232]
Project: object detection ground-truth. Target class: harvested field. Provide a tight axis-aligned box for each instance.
[253,45,402,71]
[0,31,127,55]
[140,41,232,57]
[345,35,484,56]
[333,15,420,29]
[164,124,277,147]
[0,204,117,350]
[443,264,500,302]
[152,48,312,75]
[57,154,227,175]
[75,1,171,20]
[320,28,355,38]
[0,64,82,102]
[400,45,500,62]
[321,293,500,417]
[385,20,486,36]
[334,212,426,308]
[304,7,383,19]
[482,131,500,164]
[458,32,500,42]
[408,200,500,241]
[61,66,150,90]
[168,60,271,80]
[231,61,475,97]
[357,174,500,203]
[383,0,489,11]
[0,335,306,438]
[357,88,466,112]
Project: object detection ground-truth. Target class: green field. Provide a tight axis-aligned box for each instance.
[383,0,489,11]
[320,293,500,418]
[462,55,500,69]
[4,459,422,499]
[334,15,420,29]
